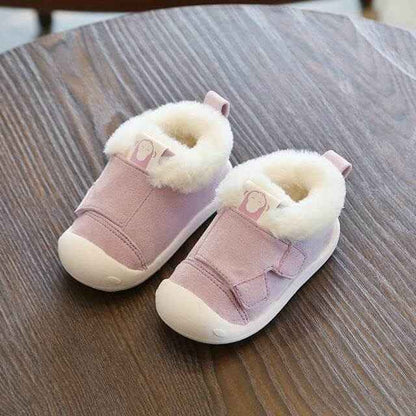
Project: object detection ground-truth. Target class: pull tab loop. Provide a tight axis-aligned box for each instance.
[204,91,230,117]
[323,150,352,178]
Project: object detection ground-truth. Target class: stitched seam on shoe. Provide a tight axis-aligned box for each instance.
[78,156,152,227]
[233,271,270,309]
[87,212,145,264]
[87,212,146,269]
[193,210,234,269]
[195,208,289,278]
[188,211,222,256]
[114,154,149,176]
[185,260,249,324]
[76,205,126,225]
[193,209,225,256]
[123,186,154,228]
[115,153,156,228]
[183,259,249,324]
[277,245,291,274]
[277,243,306,278]
[227,207,286,243]
[192,207,288,309]
[196,251,234,285]
[196,250,270,309]
[86,212,146,269]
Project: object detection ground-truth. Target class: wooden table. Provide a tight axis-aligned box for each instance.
[1,6,415,415]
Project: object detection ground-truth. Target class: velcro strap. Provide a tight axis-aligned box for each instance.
[234,244,305,309]
[274,244,305,279]
[195,208,305,309]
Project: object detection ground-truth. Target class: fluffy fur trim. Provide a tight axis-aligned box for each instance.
[216,150,346,241]
[105,101,233,193]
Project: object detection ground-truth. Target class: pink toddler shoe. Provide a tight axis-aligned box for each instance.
[58,92,233,291]
[156,149,352,343]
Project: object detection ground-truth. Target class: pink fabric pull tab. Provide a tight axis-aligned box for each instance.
[204,91,230,117]
[129,133,174,171]
[323,150,352,178]
[237,180,281,223]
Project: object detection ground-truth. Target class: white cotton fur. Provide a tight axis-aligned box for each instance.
[216,150,346,241]
[105,101,233,193]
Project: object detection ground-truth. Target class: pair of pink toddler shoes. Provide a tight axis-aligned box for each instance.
[58,91,352,344]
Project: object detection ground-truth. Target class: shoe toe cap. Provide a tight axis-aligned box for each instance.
[155,279,242,344]
[58,229,145,291]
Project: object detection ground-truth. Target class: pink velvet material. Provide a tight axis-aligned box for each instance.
[122,164,226,266]
[195,209,290,287]
[170,207,335,325]
[71,212,146,270]
[71,155,228,269]
[172,260,247,325]
[75,156,151,227]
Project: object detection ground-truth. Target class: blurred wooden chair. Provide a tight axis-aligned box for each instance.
[1,0,372,34]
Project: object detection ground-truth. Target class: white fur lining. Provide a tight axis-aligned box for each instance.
[105,101,233,193]
[216,150,346,241]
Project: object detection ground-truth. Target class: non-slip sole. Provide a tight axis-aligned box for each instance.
[58,198,220,292]
[156,220,340,344]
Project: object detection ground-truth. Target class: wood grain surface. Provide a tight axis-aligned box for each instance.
[1,6,415,415]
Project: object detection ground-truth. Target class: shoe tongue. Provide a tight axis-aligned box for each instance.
[237,180,283,224]
[128,133,174,171]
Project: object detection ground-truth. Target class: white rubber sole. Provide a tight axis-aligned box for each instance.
[155,220,340,344]
[58,198,220,292]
